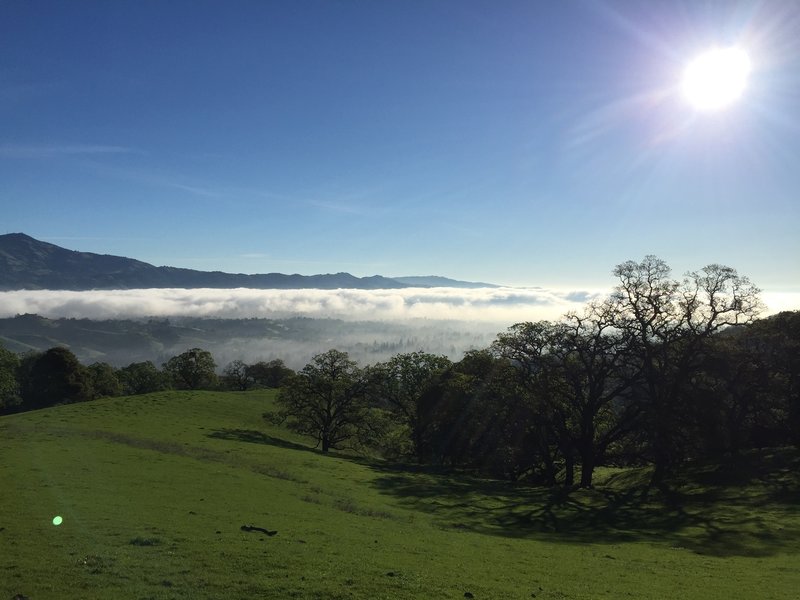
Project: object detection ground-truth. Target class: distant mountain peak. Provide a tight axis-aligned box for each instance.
[0,234,494,291]
[393,276,499,289]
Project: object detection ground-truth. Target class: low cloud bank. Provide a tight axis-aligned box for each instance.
[2,286,795,369]
[0,286,607,324]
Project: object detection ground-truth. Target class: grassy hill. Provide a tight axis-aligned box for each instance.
[1,391,798,599]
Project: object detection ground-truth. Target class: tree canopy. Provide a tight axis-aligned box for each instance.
[273,349,371,453]
[163,348,217,390]
[21,347,93,410]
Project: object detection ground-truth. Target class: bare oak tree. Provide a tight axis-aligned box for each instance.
[607,256,762,485]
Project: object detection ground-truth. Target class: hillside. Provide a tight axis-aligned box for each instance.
[0,234,495,291]
[1,391,798,599]
[0,314,495,369]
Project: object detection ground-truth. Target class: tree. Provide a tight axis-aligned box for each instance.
[222,359,251,391]
[731,311,800,448]
[246,359,294,388]
[272,349,371,453]
[88,362,123,398]
[408,350,546,480]
[21,347,93,410]
[371,351,451,462]
[118,361,170,395]
[494,311,636,488]
[163,348,217,390]
[16,351,42,409]
[0,344,21,413]
[607,256,762,484]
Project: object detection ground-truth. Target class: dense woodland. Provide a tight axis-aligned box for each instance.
[2,257,798,489]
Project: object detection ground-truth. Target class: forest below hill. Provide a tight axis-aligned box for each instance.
[0,314,495,368]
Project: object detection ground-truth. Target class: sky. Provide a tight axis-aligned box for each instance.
[2,1,799,305]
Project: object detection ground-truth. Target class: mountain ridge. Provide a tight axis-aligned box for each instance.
[0,233,495,291]
[392,275,499,289]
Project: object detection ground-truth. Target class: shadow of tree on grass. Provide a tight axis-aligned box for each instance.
[208,428,312,453]
[206,427,799,558]
[206,428,364,462]
[369,450,800,558]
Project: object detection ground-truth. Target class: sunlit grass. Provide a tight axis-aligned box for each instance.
[1,391,797,599]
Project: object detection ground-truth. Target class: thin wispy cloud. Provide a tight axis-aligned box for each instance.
[166,182,221,198]
[302,179,399,217]
[239,253,271,260]
[0,143,134,159]
[308,200,365,215]
[81,161,222,199]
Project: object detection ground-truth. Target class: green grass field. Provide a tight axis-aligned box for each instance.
[1,391,798,599]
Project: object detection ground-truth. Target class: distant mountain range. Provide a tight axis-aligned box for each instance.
[391,276,497,289]
[0,233,497,291]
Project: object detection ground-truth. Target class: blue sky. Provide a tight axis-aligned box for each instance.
[2,1,798,296]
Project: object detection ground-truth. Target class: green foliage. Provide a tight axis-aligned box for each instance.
[118,360,170,395]
[0,343,21,412]
[415,351,543,480]
[222,359,250,391]
[370,351,451,461]
[88,362,123,398]
[493,314,634,487]
[221,359,295,391]
[274,349,372,452]
[20,346,93,409]
[740,310,800,447]
[163,348,218,390]
[246,359,294,388]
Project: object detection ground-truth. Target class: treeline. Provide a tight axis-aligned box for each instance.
[1,256,797,488]
[268,257,799,488]
[0,346,295,414]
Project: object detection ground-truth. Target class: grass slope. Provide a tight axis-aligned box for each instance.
[1,391,798,599]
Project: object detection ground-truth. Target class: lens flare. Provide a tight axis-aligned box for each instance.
[682,47,751,111]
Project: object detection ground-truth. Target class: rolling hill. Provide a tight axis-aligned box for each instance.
[0,233,496,291]
[0,233,406,291]
[1,390,797,599]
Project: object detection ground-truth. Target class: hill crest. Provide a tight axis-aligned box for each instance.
[0,233,495,291]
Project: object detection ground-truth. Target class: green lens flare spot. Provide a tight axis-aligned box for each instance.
[52,516,63,526]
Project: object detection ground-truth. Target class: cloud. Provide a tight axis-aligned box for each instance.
[3,287,794,370]
[0,144,133,158]
[760,291,800,315]
[0,286,608,324]
[239,253,271,260]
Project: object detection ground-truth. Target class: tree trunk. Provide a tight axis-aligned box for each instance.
[564,453,575,487]
[413,424,425,464]
[650,453,668,490]
[579,450,594,487]
[321,436,330,453]
[580,416,595,487]
[541,443,557,487]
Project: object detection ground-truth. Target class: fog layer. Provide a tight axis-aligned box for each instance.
[0,287,603,323]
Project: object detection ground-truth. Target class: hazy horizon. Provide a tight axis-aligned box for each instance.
[1,284,797,325]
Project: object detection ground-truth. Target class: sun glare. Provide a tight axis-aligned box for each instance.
[682,47,751,111]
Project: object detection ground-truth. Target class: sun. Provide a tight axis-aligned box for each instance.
[682,47,751,111]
